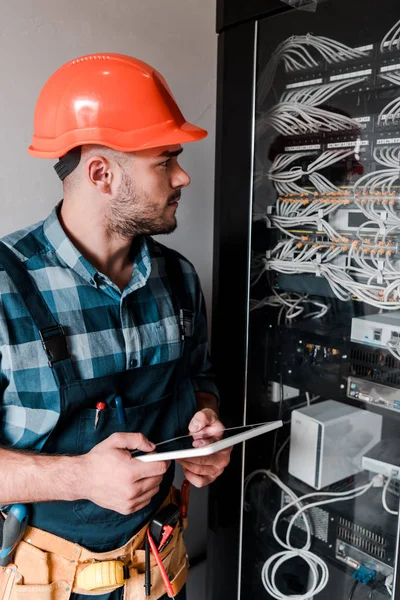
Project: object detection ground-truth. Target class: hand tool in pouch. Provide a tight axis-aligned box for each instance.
[180,480,190,519]
[0,504,30,566]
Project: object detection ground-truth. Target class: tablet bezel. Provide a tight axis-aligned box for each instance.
[133,420,283,462]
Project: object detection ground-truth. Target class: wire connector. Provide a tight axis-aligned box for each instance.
[372,473,384,488]
[352,565,375,585]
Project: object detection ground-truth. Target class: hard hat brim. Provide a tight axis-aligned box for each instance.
[28,121,208,158]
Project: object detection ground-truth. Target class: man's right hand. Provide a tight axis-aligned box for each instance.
[80,432,170,515]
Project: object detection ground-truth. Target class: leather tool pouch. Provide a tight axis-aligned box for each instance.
[0,518,189,600]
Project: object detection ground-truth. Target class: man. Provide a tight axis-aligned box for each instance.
[0,53,231,600]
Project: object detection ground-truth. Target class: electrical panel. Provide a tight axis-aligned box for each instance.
[242,2,400,599]
[212,0,400,599]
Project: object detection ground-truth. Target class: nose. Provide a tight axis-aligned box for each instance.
[171,163,191,189]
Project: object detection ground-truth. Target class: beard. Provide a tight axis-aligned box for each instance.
[106,173,178,238]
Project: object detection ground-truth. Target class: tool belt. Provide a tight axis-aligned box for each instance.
[0,489,189,600]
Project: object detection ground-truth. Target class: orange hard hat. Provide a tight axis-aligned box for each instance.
[28,53,207,158]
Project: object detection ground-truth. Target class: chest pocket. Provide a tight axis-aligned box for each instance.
[153,310,194,364]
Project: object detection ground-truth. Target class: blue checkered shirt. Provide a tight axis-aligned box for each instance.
[0,205,218,450]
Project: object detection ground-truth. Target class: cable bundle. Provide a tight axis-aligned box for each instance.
[264,230,400,308]
[379,71,400,86]
[262,103,359,137]
[354,168,400,196]
[258,34,368,104]
[249,288,329,324]
[244,470,380,600]
[380,18,400,52]
[281,77,366,105]
[269,149,356,195]
[378,97,400,125]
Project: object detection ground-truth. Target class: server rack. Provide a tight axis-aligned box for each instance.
[209,1,400,599]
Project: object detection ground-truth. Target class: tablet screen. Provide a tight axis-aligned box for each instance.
[130,422,272,458]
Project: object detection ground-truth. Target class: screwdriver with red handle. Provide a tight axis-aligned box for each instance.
[94,402,106,429]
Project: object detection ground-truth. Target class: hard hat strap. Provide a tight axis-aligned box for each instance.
[54,146,82,181]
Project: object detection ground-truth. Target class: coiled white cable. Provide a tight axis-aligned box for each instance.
[382,477,399,515]
[244,471,379,600]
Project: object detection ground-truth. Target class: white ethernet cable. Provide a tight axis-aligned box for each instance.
[382,477,399,515]
[379,71,400,86]
[262,103,360,138]
[385,572,394,596]
[271,214,347,241]
[243,470,382,600]
[269,149,356,195]
[353,167,400,195]
[373,146,400,169]
[266,235,400,309]
[380,18,400,53]
[280,77,366,105]
[258,34,368,104]
[378,96,400,126]
[249,289,329,324]
[386,338,400,362]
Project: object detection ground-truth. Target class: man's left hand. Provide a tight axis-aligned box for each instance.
[176,408,232,488]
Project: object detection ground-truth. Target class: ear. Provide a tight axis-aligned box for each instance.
[86,155,114,193]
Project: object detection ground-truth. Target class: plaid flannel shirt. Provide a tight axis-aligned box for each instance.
[0,205,218,449]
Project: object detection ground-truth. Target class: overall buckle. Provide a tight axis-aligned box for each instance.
[39,325,70,367]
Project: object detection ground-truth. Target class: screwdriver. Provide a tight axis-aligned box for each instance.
[180,479,190,519]
[94,402,107,429]
[144,532,151,597]
[0,504,30,566]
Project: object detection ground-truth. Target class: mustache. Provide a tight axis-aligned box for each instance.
[168,191,181,203]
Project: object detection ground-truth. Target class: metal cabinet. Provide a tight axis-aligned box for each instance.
[209,1,400,598]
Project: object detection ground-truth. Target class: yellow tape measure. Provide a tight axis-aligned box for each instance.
[77,560,127,591]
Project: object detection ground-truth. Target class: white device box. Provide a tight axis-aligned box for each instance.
[288,400,382,489]
[351,312,400,347]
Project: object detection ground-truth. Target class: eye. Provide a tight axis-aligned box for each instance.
[158,159,172,168]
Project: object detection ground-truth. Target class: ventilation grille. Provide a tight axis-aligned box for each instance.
[350,346,400,387]
[337,517,386,560]
[287,506,329,543]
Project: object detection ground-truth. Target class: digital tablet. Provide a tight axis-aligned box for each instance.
[131,420,282,462]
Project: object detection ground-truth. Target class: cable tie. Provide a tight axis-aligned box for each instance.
[315,265,322,277]
[377,260,384,271]
[318,209,324,219]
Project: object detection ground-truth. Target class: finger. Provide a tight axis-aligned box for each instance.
[192,433,223,446]
[182,469,218,488]
[188,409,219,434]
[178,450,231,471]
[178,460,223,478]
[191,424,225,443]
[134,460,171,480]
[108,432,155,452]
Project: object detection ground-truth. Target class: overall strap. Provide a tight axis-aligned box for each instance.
[159,244,193,341]
[0,242,76,387]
